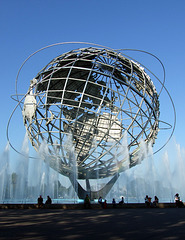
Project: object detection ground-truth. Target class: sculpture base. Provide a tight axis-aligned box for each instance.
[69,173,120,200]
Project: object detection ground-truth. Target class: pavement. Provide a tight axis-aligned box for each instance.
[0,208,185,239]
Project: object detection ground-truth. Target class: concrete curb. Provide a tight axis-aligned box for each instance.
[0,202,180,209]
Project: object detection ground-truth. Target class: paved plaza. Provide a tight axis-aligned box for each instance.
[0,208,185,239]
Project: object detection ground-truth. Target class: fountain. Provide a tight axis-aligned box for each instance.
[0,134,78,203]
[0,143,10,201]
[1,132,185,204]
[106,140,185,204]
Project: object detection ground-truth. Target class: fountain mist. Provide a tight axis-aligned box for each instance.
[1,135,185,203]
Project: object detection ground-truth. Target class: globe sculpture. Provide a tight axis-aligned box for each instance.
[19,46,162,200]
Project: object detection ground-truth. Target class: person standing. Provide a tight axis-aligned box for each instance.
[112,198,116,208]
[84,194,91,209]
[103,199,107,209]
[145,195,150,207]
[37,195,43,208]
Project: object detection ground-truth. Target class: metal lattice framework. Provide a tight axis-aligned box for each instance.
[20,46,160,179]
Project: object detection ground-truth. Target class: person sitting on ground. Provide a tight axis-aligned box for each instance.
[175,193,184,208]
[119,197,124,205]
[45,195,52,204]
[84,194,91,209]
[37,195,43,208]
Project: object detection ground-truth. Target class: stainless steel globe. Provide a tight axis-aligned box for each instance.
[22,46,160,183]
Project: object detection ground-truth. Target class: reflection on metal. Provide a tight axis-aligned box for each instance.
[22,91,36,124]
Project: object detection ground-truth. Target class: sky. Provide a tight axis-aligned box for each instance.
[0,0,185,166]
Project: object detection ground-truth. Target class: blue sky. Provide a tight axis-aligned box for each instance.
[1,0,185,163]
